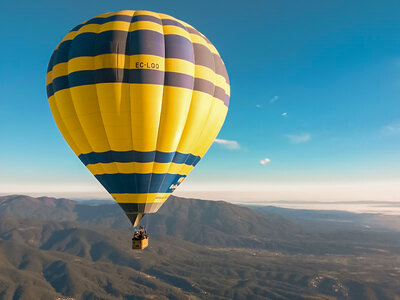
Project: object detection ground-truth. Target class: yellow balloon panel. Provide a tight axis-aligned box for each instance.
[175,91,214,154]
[129,84,163,152]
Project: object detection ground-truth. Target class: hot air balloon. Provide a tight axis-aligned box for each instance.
[46,10,230,248]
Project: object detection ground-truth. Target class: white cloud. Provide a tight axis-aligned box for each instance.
[260,158,271,165]
[383,121,400,135]
[281,112,288,117]
[256,104,262,108]
[285,133,311,144]
[214,138,240,150]
[270,96,279,104]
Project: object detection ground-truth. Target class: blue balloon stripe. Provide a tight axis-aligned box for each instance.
[95,173,186,194]
[70,14,162,32]
[46,68,228,105]
[78,150,201,166]
[48,30,197,72]
[50,69,193,95]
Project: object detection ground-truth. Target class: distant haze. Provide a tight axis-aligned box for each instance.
[1,179,399,215]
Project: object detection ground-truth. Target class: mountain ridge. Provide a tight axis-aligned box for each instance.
[2,213,400,299]
[1,195,400,299]
[0,194,304,248]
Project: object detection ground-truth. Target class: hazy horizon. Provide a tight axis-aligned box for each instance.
[1,178,399,214]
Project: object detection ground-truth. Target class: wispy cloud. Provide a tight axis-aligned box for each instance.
[269,96,279,104]
[260,157,271,165]
[214,138,240,150]
[281,112,288,117]
[256,96,278,108]
[383,121,400,135]
[285,133,311,144]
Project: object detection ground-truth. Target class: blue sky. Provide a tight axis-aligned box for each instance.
[1,0,399,201]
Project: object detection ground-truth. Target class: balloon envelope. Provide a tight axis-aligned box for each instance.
[46,10,230,226]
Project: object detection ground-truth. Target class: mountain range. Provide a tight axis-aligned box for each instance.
[0,194,399,299]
